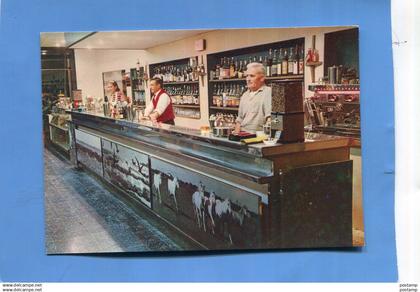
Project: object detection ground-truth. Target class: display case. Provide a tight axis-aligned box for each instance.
[206,38,305,118]
[149,57,201,119]
[48,112,71,152]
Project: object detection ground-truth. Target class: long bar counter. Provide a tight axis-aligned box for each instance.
[68,110,355,250]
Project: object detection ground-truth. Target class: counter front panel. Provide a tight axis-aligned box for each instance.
[69,111,355,250]
[102,139,152,208]
[74,129,103,177]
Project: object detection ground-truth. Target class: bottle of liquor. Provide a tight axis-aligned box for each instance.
[248,56,253,66]
[188,64,192,81]
[164,66,169,82]
[167,66,171,82]
[267,49,273,77]
[237,60,244,78]
[215,63,220,80]
[263,56,269,77]
[313,49,320,62]
[288,48,294,75]
[298,46,304,75]
[258,55,263,64]
[234,60,239,78]
[177,67,182,82]
[223,57,230,79]
[218,58,224,79]
[173,66,177,82]
[229,57,235,78]
[293,46,299,75]
[277,50,282,76]
[172,65,175,81]
[281,48,288,75]
[166,66,171,82]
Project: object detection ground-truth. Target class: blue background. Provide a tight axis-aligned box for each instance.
[0,0,397,282]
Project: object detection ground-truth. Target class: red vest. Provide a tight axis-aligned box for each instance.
[152,89,175,123]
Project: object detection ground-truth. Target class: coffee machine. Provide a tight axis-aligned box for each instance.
[270,81,305,143]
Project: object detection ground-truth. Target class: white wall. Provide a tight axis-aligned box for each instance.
[74,26,353,128]
[75,49,147,99]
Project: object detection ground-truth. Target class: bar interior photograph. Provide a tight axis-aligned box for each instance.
[41,26,363,253]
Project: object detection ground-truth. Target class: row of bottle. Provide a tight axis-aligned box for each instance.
[152,63,199,83]
[209,113,237,128]
[210,46,304,80]
[174,107,200,119]
[212,95,240,108]
[173,95,199,105]
[212,83,247,97]
[165,84,199,96]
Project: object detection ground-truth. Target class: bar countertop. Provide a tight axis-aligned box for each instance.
[68,110,355,184]
[68,110,354,158]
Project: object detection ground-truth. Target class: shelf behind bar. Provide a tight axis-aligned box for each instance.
[175,114,201,119]
[209,75,303,83]
[163,80,199,85]
[173,104,201,108]
[209,106,239,111]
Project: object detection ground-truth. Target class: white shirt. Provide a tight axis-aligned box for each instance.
[144,89,171,117]
[236,85,272,133]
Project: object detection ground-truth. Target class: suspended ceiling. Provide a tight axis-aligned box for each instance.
[40,29,213,50]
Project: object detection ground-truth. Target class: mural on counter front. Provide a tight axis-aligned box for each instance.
[74,129,103,177]
[102,139,151,208]
[151,158,263,248]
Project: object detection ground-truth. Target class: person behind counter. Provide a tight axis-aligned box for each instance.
[143,77,175,125]
[234,62,272,134]
[107,81,132,118]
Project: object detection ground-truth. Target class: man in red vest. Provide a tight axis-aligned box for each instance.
[143,77,175,125]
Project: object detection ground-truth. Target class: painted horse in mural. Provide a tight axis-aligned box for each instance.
[153,172,162,204]
[167,175,180,212]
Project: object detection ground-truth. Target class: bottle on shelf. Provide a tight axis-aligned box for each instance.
[271,50,278,77]
[267,49,273,77]
[293,46,299,75]
[219,58,225,79]
[168,83,200,105]
[229,57,235,78]
[288,47,294,75]
[276,49,282,76]
[215,62,220,80]
[223,57,230,79]
[281,48,288,75]
[248,56,253,66]
[263,56,269,77]
[313,48,320,62]
[298,46,304,75]
[237,60,244,78]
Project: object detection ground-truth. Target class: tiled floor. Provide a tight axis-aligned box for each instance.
[44,148,196,254]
